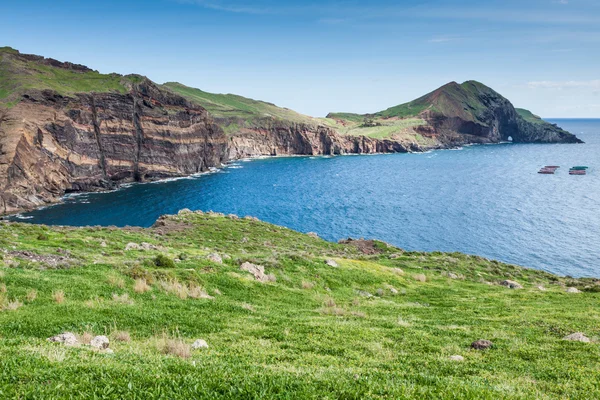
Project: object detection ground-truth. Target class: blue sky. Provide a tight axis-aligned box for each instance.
[1,0,599,117]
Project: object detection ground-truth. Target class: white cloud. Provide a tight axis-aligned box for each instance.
[527,80,600,89]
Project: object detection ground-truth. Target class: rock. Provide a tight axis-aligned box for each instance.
[90,335,110,349]
[47,332,78,346]
[125,242,140,251]
[100,241,107,248]
[500,280,523,289]
[389,253,402,259]
[471,339,493,350]
[325,259,338,267]
[356,290,373,298]
[376,288,385,297]
[566,287,581,293]
[207,253,223,264]
[449,355,464,361]
[192,339,209,349]
[447,272,459,279]
[227,214,239,220]
[388,287,399,295]
[240,262,274,283]
[563,332,590,343]
[0,72,229,217]
[140,242,156,251]
[101,348,114,354]
[307,232,319,239]
[391,268,404,276]
[178,208,192,215]
[537,286,546,291]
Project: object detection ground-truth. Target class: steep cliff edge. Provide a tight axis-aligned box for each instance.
[0,49,227,214]
[163,82,418,159]
[0,48,583,215]
[327,81,582,145]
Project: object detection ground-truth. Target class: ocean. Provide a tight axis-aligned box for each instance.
[9,119,599,277]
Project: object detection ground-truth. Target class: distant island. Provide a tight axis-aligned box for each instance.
[0,47,582,215]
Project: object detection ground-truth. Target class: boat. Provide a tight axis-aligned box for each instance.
[545,166,560,169]
[538,169,555,174]
[569,170,586,175]
[570,166,588,170]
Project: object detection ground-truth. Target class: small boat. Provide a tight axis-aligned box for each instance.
[538,169,555,174]
[570,166,588,170]
[545,166,560,169]
[569,170,586,175]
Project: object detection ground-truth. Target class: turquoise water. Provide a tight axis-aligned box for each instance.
[10,119,600,277]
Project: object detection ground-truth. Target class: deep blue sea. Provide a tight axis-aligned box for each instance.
[9,119,600,277]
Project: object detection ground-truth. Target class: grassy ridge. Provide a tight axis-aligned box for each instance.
[0,213,598,398]
[0,47,131,104]
[163,82,317,131]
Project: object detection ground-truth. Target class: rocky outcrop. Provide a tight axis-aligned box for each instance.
[417,81,583,145]
[226,120,418,159]
[0,80,228,214]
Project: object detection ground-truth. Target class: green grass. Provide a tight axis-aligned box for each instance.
[163,82,317,130]
[0,47,129,103]
[0,213,598,398]
[516,108,546,125]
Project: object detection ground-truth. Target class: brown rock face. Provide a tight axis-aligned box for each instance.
[226,120,417,159]
[0,81,227,214]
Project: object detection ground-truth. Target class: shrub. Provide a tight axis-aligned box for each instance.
[160,336,190,359]
[113,330,131,342]
[154,255,176,269]
[112,293,134,305]
[4,299,23,311]
[301,281,315,290]
[53,290,65,304]
[37,233,49,241]
[107,274,125,288]
[133,278,151,293]
[26,289,37,302]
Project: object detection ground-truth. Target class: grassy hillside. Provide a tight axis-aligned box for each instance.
[163,82,317,133]
[0,47,134,106]
[0,212,598,398]
[516,108,546,125]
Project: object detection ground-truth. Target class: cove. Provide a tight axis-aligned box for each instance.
[10,119,600,278]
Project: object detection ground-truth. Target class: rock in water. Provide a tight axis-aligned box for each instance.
[90,335,110,349]
[192,339,209,349]
[47,332,78,346]
[471,339,493,350]
[563,333,590,343]
[500,280,523,289]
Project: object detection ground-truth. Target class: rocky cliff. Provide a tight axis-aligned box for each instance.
[0,73,227,214]
[0,49,583,215]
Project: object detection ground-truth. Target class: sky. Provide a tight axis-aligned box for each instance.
[1,0,599,117]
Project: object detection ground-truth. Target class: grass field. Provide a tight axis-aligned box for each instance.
[0,212,598,398]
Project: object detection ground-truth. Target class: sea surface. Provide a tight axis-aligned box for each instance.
[9,119,600,277]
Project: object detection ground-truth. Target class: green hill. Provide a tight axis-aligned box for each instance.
[163,82,318,134]
[0,213,598,398]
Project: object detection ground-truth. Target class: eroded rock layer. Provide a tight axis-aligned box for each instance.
[0,82,227,214]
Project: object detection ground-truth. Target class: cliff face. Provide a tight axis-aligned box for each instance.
[226,120,418,159]
[0,49,584,216]
[415,81,583,144]
[0,81,227,214]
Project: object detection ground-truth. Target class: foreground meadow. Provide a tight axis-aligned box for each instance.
[0,211,598,399]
